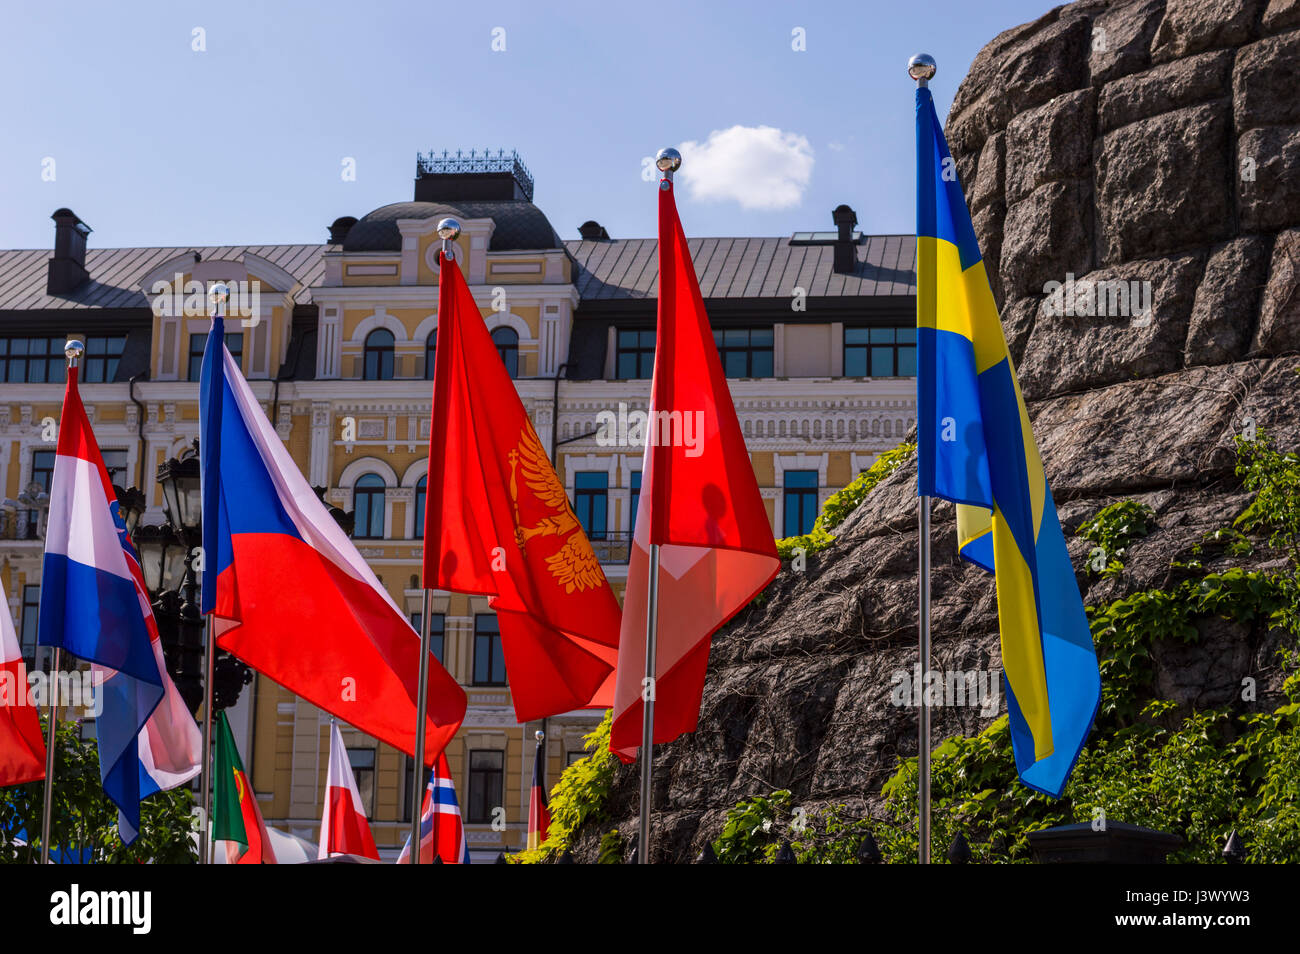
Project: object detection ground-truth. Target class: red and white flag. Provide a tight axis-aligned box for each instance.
[318,722,379,860]
[0,577,45,787]
[609,175,780,761]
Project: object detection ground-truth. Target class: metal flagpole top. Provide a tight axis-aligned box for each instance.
[534,729,545,743]
[908,53,937,86]
[656,147,681,188]
[437,217,461,262]
[64,339,84,367]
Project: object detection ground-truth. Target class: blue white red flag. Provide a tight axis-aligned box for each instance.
[38,358,201,841]
[199,314,465,762]
[397,751,470,864]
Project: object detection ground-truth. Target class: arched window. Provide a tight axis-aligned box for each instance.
[424,332,437,380]
[414,475,427,538]
[354,473,386,538]
[363,329,395,381]
[491,327,519,379]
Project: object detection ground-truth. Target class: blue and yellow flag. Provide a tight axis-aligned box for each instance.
[915,86,1100,797]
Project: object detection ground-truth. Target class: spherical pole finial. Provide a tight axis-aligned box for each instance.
[64,338,85,368]
[436,217,461,262]
[655,147,682,184]
[208,281,230,319]
[534,729,545,743]
[908,53,937,86]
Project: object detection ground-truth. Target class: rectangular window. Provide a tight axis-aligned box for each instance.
[0,337,65,384]
[188,332,243,382]
[20,584,40,665]
[844,326,916,377]
[473,614,507,686]
[629,471,642,534]
[466,749,504,825]
[31,450,56,493]
[783,470,819,537]
[347,747,376,818]
[574,472,608,540]
[409,612,446,665]
[712,328,774,378]
[566,750,586,767]
[101,449,128,487]
[615,329,655,379]
[82,335,126,383]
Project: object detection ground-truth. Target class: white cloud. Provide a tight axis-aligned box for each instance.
[676,125,814,211]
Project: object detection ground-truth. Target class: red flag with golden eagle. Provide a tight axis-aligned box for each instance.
[422,248,622,721]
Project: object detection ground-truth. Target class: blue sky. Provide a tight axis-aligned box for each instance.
[1,0,1058,251]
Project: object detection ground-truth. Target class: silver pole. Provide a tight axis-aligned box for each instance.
[199,602,214,863]
[39,646,61,864]
[918,495,932,864]
[410,588,434,864]
[637,543,661,864]
[198,289,227,866]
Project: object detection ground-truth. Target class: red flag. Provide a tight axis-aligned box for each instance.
[610,177,780,761]
[318,722,379,860]
[423,251,622,722]
[0,577,44,787]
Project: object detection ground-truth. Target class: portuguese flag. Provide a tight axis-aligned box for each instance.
[213,711,277,864]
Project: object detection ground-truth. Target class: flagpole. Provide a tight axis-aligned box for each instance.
[410,588,434,864]
[39,340,85,863]
[909,53,938,866]
[199,284,229,865]
[637,542,661,863]
[410,217,461,864]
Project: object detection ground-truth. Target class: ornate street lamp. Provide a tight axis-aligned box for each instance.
[112,484,146,537]
[156,442,202,533]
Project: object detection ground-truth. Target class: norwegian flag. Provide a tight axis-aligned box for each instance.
[397,751,470,864]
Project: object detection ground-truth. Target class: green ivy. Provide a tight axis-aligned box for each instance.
[1077,500,1155,576]
[775,442,915,560]
[711,789,792,863]
[512,711,616,864]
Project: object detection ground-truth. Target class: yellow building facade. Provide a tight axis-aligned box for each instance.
[0,154,917,861]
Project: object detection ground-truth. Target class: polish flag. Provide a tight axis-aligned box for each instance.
[318,722,379,860]
[0,577,44,787]
[609,174,781,760]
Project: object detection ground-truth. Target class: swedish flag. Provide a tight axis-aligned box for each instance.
[915,86,1100,797]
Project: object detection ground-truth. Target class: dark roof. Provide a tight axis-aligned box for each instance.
[344,201,562,253]
[0,244,325,312]
[564,234,917,301]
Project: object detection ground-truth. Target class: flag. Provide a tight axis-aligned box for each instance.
[199,313,466,765]
[397,751,470,864]
[0,577,44,787]
[915,85,1101,797]
[422,251,622,722]
[526,740,550,851]
[38,360,201,840]
[319,722,379,860]
[213,710,276,864]
[609,176,781,761]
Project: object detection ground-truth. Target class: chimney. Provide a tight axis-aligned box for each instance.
[577,220,610,241]
[48,208,92,294]
[329,216,358,244]
[832,204,858,274]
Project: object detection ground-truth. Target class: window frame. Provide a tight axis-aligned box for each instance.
[573,472,608,540]
[713,327,774,378]
[782,469,819,537]
[615,328,655,380]
[490,327,519,379]
[843,325,917,378]
[472,614,507,686]
[363,329,395,381]
[466,749,504,825]
[352,473,386,539]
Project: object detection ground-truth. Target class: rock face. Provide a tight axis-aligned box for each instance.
[572,0,1300,863]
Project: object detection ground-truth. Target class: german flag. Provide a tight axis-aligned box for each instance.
[526,739,550,851]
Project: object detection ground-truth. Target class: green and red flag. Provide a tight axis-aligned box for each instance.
[213,710,277,864]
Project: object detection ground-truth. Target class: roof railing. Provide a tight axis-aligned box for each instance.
[414,149,534,201]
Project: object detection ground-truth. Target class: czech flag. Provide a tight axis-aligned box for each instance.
[397,751,470,864]
[319,721,379,860]
[915,84,1100,797]
[38,357,201,841]
[526,740,550,851]
[199,313,466,765]
[0,576,45,787]
[609,175,780,761]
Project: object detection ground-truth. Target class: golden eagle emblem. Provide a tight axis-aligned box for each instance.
[507,424,608,594]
